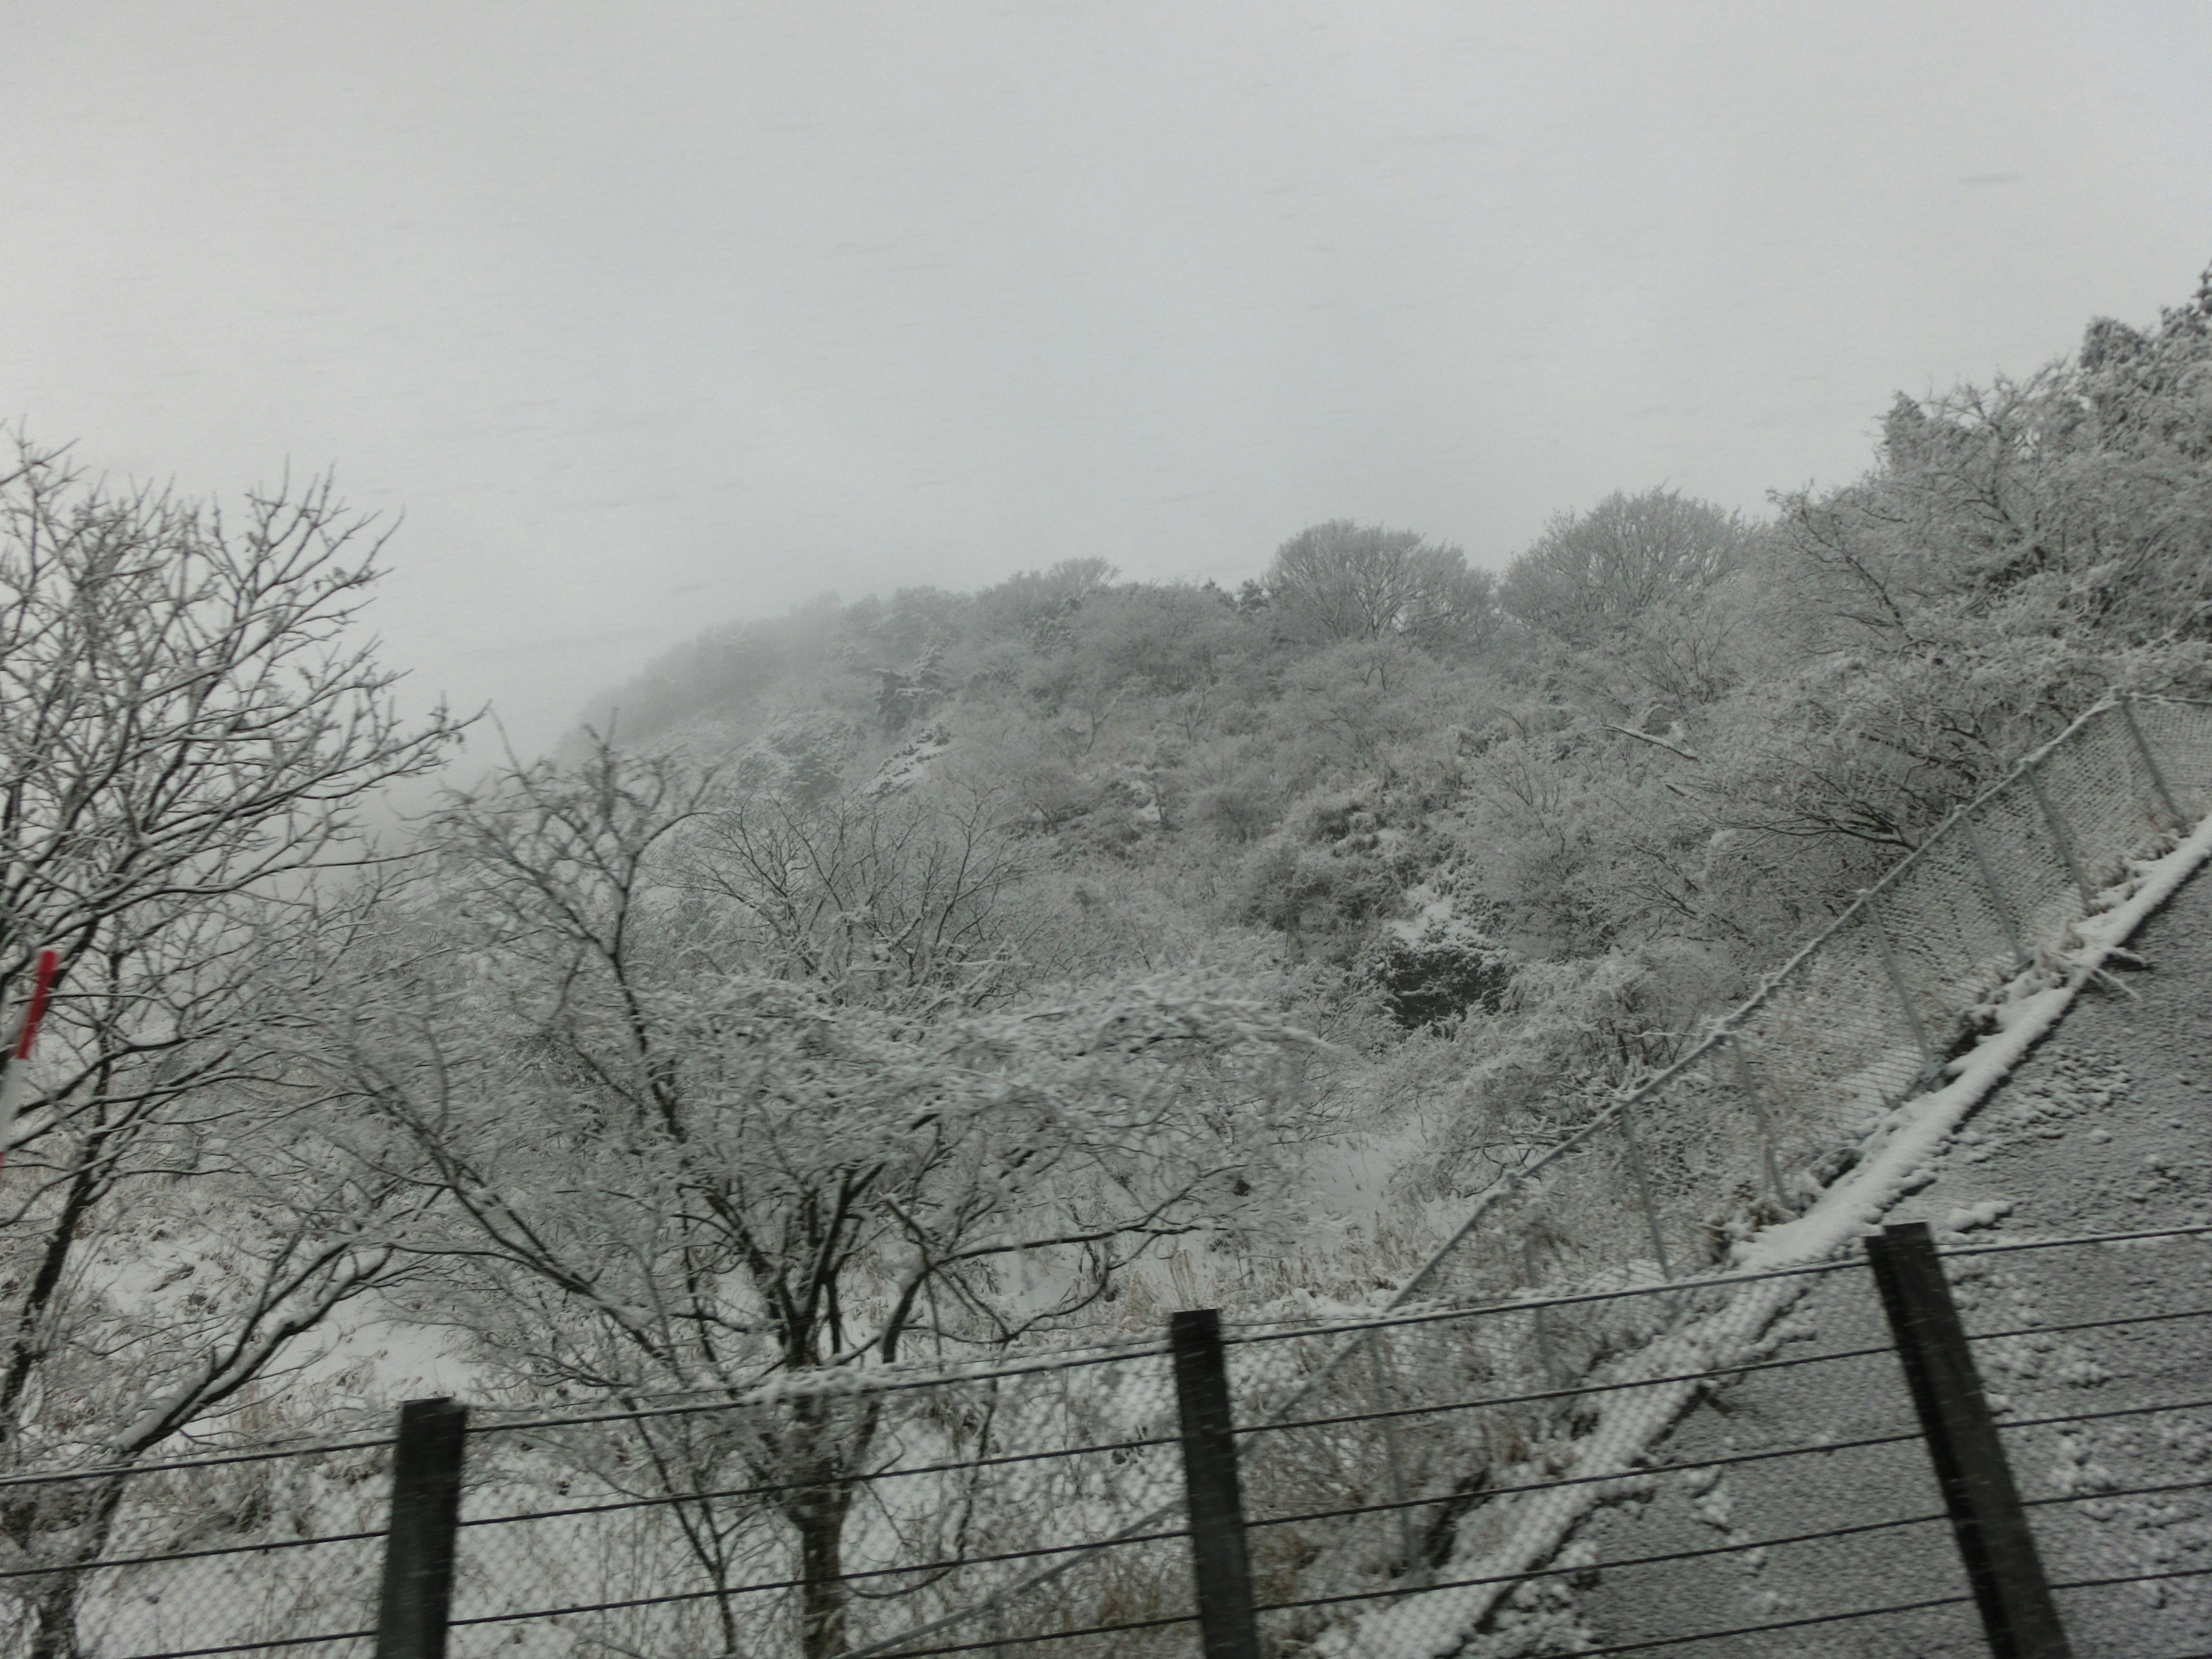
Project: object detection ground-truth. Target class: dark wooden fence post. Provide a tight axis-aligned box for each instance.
[1170,1309,1260,1659]
[1866,1224,2070,1659]
[374,1397,470,1659]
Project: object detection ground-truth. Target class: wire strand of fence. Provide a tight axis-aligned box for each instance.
[62,1463,2203,1608]
[2054,1564,2212,1593]
[1237,1339,1899,1440]
[465,1336,1171,1438]
[1212,1222,2212,1361]
[830,1366,2203,1657]
[2027,1474,2212,1509]
[111,1627,375,1659]
[1936,1219,2212,1257]
[1251,1508,1953,1616]
[1221,1253,1865,1351]
[1262,1589,1984,1658]
[0,1525,385,1583]
[853,1606,1200,1659]
[0,1433,395,1493]
[460,1423,1179,1533]
[839,1493,1190,1659]
[1998,1394,2212,1433]
[1967,1304,2212,1343]
[448,1516,1194,1634]
[1246,1474,2212,1628]
[1245,1427,1929,1532]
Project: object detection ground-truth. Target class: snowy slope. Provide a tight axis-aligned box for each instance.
[1489,840,2212,1656]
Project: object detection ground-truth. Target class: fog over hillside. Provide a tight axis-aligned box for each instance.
[7,6,2209,762]
[575,288,2212,1121]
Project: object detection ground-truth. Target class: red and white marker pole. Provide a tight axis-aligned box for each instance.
[0,949,59,1168]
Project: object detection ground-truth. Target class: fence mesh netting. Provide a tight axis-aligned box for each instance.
[5,696,2210,1658]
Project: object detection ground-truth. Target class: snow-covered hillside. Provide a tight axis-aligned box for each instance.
[1476,840,2212,1656]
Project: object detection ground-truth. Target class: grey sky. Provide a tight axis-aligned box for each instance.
[5,2,2207,760]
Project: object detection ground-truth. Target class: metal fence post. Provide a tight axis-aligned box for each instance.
[1614,1103,1675,1282]
[1170,1309,1260,1659]
[1865,1224,2070,1659]
[1363,1334,1423,1585]
[375,1397,470,1659]
[2022,758,2096,910]
[1960,812,2027,969]
[2116,699,2184,826]
[1863,893,1938,1085]
[1523,1245,1562,1391]
[1725,1034,1789,1209]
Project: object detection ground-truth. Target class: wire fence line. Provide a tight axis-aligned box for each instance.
[13,1226,2209,1658]
[2,692,2208,1658]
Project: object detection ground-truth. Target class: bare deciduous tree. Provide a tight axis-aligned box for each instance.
[682,772,1035,1010]
[0,434,462,1657]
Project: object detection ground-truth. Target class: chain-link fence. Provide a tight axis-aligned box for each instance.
[6,695,2210,1659]
[0,1426,393,1659]
[1228,1222,2212,1657]
[25,1224,2208,1658]
[448,1342,1194,1659]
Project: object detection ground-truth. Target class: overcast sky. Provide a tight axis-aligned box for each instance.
[5,2,2208,762]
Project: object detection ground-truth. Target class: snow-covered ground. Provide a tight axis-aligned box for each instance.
[1480,843,2212,1656]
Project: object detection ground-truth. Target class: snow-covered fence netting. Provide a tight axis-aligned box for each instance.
[0,1340,1199,1659]
[1222,1255,1971,1655]
[0,1427,395,1659]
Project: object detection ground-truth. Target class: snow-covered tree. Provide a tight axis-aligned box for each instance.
[1263,521,1496,650]
[0,435,461,1656]
[328,737,1324,1657]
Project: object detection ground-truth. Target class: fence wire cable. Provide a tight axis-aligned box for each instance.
[111,1628,374,1659]
[460,1425,1177,1533]
[1999,1394,2212,1434]
[1937,1221,2212,1259]
[853,1607,1199,1658]
[468,1339,1168,1438]
[1237,1339,1898,1440]
[1221,1255,1863,1350]
[2027,1474,2212,1508]
[0,1525,384,1582]
[448,1520,1196,1629]
[1967,1304,2212,1343]
[0,1434,393,1493]
[1252,1507,1952,1616]
[1247,1427,1927,1533]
